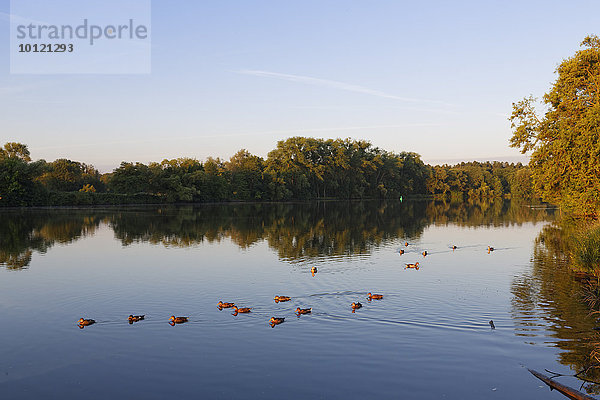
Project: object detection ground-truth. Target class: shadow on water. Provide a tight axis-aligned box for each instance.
[0,199,551,270]
[511,221,600,395]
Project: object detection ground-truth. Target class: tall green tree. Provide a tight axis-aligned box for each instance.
[108,162,153,194]
[0,143,46,206]
[225,150,265,200]
[510,36,600,215]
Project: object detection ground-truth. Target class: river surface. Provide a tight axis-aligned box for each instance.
[1,200,597,399]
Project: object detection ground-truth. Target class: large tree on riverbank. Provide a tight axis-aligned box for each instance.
[0,143,46,206]
[510,36,600,215]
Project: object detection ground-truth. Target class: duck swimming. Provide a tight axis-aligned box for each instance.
[405,262,420,270]
[311,267,318,273]
[169,316,188,324]
[232,306,252,314]
[452,245,457,250]
[128,315,145,323]
[487,246,495,253]
[404,242,409,246]
[351,302,362,309]
[274,296,291,303]
[217,301,235,308]
[399,249,405,255]
[78,318,95,326]
[422,251,428,257]
[269,317,285,326]
[295,307,312,314]
[367,292,383,300]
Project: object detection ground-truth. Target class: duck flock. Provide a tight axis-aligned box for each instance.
[77,243,497,329]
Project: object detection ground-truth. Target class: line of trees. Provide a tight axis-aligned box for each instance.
[0,137,534,207]
[105,137,429,202]
[426,161,534,201]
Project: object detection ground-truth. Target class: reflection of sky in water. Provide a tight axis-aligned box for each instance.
[1,205,592,399]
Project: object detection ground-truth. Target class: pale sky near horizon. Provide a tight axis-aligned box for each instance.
[1,0,599,172]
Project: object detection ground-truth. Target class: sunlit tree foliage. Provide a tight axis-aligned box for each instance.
[510,36,600,215]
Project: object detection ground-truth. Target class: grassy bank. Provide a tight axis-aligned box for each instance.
[571,223,600,276]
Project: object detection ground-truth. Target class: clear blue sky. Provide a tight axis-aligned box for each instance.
[1,0,598,171]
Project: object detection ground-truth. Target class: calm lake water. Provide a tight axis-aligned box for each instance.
[0,200,597,399]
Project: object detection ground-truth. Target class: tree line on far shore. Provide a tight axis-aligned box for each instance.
[3,35,600,216]
[0,137,534,207]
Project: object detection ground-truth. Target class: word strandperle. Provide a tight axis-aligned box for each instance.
[15,19,148,45]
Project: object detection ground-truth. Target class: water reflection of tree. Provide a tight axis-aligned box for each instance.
[106,202,429,255]
[511,221,600,394]
[262,201,429,261]
[428,198,550,227]
[1,200,552,270]
[107,200,550,260]
[0,210,103,269]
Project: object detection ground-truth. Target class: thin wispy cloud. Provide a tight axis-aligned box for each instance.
[0,11,9,21]
[0,78,67,97]
[33,123,443,150]
[287,103,461,115]
[425,154,529,166]
[241,123,444,136]
[0,11,49,26]
[0,84,44,96]
[237,69,454,106]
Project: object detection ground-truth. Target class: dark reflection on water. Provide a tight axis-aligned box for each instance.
[1,200,581,400]
[0,210,103,269]
[511,222,600,395]
[1,199,549,270]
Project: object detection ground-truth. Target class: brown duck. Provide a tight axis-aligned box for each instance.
[269,317,285,326]
[405,262,420,270]
[78,318,95,326]
[295,307,312,315]
[128,315,145,323]
[169,316,188,324]
[367,292,383,300]
[232,306,252,314]
[217,301,235,308]
[274,296,291,303]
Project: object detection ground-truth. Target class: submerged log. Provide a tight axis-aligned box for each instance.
[528,369,595,400]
